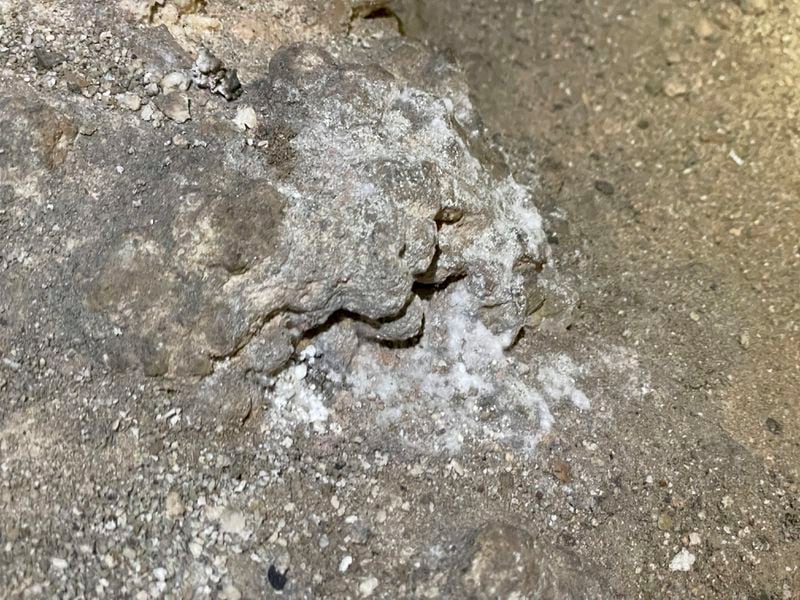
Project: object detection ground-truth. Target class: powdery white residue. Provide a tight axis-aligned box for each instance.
[537,354,591,411]
[266,346,330,432]
[343,281,590,454]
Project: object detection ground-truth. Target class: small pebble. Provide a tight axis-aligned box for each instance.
[165,491,185,518]
[739,0,769,15]
[161,71,190,94]
[116,92,142,111]
[359,576,379,597]
[594,180,615,196]
[765,417,782,435]
[339,555,353,573]
[233,106,258,131]
[267,564,288,591]
[669,549,696,572]
[158,92,191,123]
[694,17,716,40]
[739,332,750,349]
[664,77,689,98]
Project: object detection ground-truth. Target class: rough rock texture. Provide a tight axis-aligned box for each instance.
[456,522,609,598]
[22,39,548,380]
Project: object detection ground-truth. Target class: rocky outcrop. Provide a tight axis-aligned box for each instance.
[1,38,550,379]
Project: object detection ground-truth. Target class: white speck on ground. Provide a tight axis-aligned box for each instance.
[669,549,696,572]
[339,555,353,572]
[359,576,379,597]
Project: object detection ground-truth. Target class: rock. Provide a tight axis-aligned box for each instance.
[665,50,682,65]
[0,96,78,171]
[219,508,248,537]
[165,491,185,518]
[669,549,696,572]
[233,105,258,131]
[694,17,716,40]
[551,459,571,483]
[766,417,782,435]
[739,331,750,349]
[644,79,663,96]
[354,295,425,343]
[191,47,242,100]
[34,48,65,70]
[50,557,69,570]
[594,179,615,195]
[160,70,190,94]
[141,103,157,121]
[267,564,288,591]
[456,523,610,598]
[220,586,242,600]
[359,576,379,597]
[116,92,143,111]
[77,40,549,380]
[156,92,190,122]
[339,555,353,573]
[663,77,689,98]
[739,0,769,15]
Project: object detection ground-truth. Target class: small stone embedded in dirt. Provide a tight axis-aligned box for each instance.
[664,77,689,98]
[165,490,185,518]
[766,417,782,435]
[156,91,191,122]
[738,331,751,349]
[458,522,610,598]
[644,79,663,96]
[739,0,769,15]
[161,70,191,94]
[233,105,258,131]
[594,179,615,195]
[34,48,65,70]
[339,555,353,573]
[358,576,379,597]
[267,564,288,591]
[551,459,572,483]
[219,508,248,537]
[191,47,242,100]
[693,16,716,40]
[116,92,143,111]
[669,548,696,572]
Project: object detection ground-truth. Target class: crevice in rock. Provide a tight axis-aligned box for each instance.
[348,2,406,36]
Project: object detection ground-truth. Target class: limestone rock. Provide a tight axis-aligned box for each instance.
[3,37,550,381]
[456,523,610,599]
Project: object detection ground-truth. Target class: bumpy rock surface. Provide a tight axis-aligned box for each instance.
[36,39,548,379]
